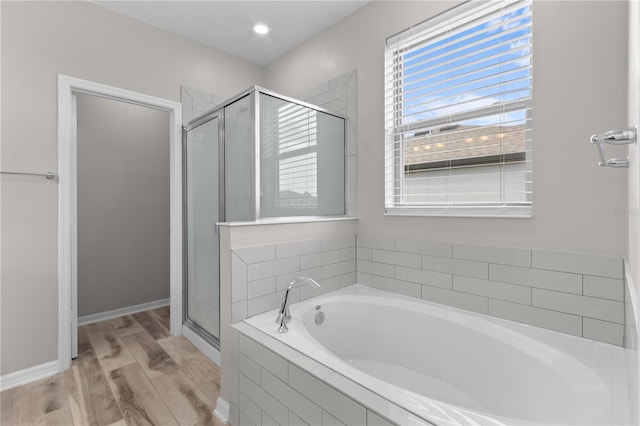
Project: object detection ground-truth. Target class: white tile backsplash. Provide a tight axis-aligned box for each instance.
[583,317,624,346]
[357,234,626,346]
[395,266,452,289]
[532,249,623,279]
[300,250,340,270]
[247,277,276,299]
[422,255,489,279]
[322,235,356,252]
[232,253,248,303]
[583,275,624,301]
[421,285,489,314]
[247,256,300,282]
[357,235,395,251]
[235,244,276,264]
[372,249,421,269]
[370,275,421,299]
[232,235,356,322]
[488,299,583,337]
[489,264,583,294]
[395,238,453,257]
[453,243,532,267]
[276,239,322,259]
[358,259,395,279]
[532,288,624,324]
[453,276,532,305]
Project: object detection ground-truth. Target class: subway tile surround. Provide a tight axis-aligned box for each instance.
[232,322,416,426]
[231,235,356,324]
[228,234,629,425]
[231,235,627,346]
[357,235,626,346]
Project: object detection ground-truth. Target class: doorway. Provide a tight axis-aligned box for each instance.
[57,75,183,371]
[75,94,170,326]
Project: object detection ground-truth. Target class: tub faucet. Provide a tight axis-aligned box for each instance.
[276,277,320,333]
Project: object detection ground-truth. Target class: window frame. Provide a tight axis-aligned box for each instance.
[384,0,533,218]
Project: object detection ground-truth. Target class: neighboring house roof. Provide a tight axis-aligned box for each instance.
[402,124,527,165]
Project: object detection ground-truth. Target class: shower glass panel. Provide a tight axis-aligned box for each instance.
[184,116,220,344]
[181,86,346,352]
[259,93,345,217]
[224,94,254,221]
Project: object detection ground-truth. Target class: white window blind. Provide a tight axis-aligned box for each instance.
[384,0,533,217]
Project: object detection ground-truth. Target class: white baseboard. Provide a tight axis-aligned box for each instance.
[78,298,170,326]
[0,360,59,392]
[182,325,220,366]
[214,397,230,424]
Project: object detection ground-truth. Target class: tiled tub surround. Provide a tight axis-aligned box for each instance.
[230,235,356,323]
[356,235,626,346]
[240,285,628,426]
[231,321,426,426]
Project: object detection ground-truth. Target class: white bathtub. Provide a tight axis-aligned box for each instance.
[244,285,629,426]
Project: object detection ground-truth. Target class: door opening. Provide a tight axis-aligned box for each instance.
[58,75,183,371]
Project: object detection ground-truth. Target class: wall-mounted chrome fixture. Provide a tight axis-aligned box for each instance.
[276,277,321,333]
[590,127,637,168]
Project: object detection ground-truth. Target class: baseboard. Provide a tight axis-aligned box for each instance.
[78,298,170,326]
[182,325,221,366]
[0,360,59,392]
[213,397,230,424]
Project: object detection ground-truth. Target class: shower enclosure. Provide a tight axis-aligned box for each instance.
[182,86,346,348]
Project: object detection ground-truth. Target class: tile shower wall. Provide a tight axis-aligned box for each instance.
[356,235,626,346]
[231,235,356,324]
[180,85,226,125]
[302,70,358,217]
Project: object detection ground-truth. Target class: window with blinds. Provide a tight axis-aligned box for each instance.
[260,93,345,217]
[384,0,533,217]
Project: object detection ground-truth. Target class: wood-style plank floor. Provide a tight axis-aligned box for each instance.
[1,307,224,426]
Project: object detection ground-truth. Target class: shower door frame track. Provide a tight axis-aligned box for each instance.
[182,110,224,349]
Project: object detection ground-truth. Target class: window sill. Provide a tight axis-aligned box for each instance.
[385,206,532,218]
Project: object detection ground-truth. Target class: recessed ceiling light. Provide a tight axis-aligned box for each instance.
[253,23,269,35]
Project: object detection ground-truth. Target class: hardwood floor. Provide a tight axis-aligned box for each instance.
[1,307,223,426]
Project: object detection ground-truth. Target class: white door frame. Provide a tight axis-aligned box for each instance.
[57,74,183,371]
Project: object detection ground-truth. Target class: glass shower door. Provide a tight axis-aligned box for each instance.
[184,115,220,345]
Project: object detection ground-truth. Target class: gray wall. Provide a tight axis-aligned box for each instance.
[0,0,263,375]
[76,94,170,317]
[264,1,629,258]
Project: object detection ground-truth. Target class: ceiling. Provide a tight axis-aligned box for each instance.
[91,1,369,66]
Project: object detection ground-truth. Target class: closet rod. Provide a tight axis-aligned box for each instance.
[0,171,56,180]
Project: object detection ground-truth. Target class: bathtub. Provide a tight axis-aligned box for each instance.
[244,285,629,426]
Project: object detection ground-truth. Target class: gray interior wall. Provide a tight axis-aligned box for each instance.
[264,1,629,258]
[0,0,263,375]
[76,94,170,317]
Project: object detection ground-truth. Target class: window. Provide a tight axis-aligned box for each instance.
[260,93,345,217]
[384,0,532,217]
